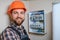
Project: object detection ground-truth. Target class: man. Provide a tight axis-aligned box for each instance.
[0,0,30,40]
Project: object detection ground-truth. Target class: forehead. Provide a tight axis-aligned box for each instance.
[12,8,25,12]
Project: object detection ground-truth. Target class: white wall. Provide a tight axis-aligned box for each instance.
[53,0,60,40]
[53,0,60,4]
[53,3,60,40]
[0,0,52,40]
[0,0,13,33]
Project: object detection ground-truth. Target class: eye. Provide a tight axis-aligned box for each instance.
[12,11,18,14]
[20,12,25,14]
[13,11,18,14]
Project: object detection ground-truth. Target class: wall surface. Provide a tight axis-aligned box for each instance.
[53,0,60,40]
[0,0,52,40]
[53,3,60,40]
[53,0,60,4]
[28,0,52,40]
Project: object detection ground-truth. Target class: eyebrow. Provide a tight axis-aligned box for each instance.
[12,10,25,14]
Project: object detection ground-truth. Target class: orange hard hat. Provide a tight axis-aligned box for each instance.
[7,0,26,15]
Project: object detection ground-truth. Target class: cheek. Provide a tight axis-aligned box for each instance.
[12,15,17,20]
[21,15,25,19]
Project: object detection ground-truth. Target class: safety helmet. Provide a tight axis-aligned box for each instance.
[7,0,26,15]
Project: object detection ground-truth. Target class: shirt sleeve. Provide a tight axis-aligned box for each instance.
[1,28,16,40]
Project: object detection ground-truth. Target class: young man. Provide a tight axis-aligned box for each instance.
[0,0,30,40]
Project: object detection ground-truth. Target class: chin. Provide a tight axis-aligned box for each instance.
[16,20,24,26]
[17,23,21,26]
[16,21,22,26]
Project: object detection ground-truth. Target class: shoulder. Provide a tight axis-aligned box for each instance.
[1,27,15,36]
[0,27,18,40]
[3,27,13,33]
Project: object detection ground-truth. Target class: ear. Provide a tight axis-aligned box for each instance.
[8,13,13,21]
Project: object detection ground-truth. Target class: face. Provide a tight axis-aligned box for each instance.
[11,9,25,26]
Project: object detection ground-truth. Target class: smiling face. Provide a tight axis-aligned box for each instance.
[11,9,25,26]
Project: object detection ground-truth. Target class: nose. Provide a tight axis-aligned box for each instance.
[18,13,21,17]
